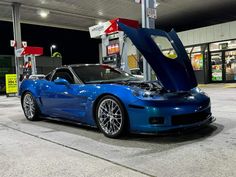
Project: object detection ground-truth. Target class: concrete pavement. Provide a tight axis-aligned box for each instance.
[0,85,236,177]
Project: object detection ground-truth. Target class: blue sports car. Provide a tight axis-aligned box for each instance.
[19,23,215,138]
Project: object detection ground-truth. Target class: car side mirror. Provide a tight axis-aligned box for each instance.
[54,78,70,86]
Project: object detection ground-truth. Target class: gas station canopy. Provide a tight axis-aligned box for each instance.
[0,0,236,31]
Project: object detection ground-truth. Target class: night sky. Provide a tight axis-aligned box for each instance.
[0,21,100,65]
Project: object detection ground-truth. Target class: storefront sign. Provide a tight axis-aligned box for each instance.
[220,43,228,50]
[5,74,17,94]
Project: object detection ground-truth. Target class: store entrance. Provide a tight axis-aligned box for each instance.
[210,50,236,82]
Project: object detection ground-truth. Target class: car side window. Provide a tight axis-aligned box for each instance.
[52,69,75,84]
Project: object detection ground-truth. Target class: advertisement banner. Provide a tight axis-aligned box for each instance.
[89,18,139,38]
[191,53,203,70]
[5,74,17,94]
[89,21,111,38]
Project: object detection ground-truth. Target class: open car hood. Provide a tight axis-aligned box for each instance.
[118,22,197,92]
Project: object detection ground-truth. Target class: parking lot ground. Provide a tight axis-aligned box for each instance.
[0,84,236,177]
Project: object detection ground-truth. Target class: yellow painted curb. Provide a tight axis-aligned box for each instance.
[224,84,236,88]
[198,84,207,87]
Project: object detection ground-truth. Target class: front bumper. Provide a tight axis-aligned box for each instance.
[127,104,215,134]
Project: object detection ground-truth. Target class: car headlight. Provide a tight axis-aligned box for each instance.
[132,89,166,101]
[132,90,152,97]
[194,87,209,96]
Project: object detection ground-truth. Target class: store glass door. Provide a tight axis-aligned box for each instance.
[210,52,223,82]
[225,50,236,82]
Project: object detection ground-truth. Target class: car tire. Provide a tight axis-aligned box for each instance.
[22,92,40,121]
[96,95,126,138]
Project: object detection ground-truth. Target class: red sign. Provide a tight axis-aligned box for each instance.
[105,18,139,34]
[16,46,43,57]
[22,47,43,56]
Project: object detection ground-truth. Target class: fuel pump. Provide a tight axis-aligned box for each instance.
[89,18,139,72]
[15,46,43,80]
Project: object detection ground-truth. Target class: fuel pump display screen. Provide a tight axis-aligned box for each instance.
[107,38,120,56]
[107,43,120,55]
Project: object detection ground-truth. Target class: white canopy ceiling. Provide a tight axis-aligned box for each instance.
[0,0,235,31]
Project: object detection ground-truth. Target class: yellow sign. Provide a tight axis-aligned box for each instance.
[5,74,18,94]
[52,52,62,58]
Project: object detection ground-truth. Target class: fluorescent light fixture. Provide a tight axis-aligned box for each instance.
[40,0,46,4]
[37,9,50,18]
[154,0,160,8]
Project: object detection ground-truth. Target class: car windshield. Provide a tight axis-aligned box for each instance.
[72,65,136,83]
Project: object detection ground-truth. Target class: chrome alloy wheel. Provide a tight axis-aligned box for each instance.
[23,93,35,119]
[97,98,123,136]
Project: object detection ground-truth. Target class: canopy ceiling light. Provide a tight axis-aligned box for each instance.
[37,9,50,18]
[153,0,160,8]
[97,21,104,25]
[98,11,103,16]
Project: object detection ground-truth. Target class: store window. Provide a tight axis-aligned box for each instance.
[211,52,223,81]
[209,39,236,82]
[151,35,178,59]
[225,51,236,81]
[186,45,207,71]
[185,47,192,53]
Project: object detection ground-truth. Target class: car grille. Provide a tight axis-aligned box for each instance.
[171,109,211,125]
